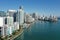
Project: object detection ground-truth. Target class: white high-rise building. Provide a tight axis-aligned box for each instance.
[7,10,17,16]
[0,16,14,37]
[14,22,19,30]
[5,16,13,26]
[7,10,17,22]
[17,6,24,26]
[0,17,6,37]
[5,16,14,36]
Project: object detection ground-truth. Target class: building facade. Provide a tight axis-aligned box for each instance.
[0,17,6,37]
[5,16,14,36]
[25,14,34,23]
[7,10,17,22]
[17,6,24,26]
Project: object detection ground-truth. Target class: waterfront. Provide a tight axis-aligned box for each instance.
[15,20,60,40]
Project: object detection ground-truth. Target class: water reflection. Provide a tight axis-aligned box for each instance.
[27,25,32,35]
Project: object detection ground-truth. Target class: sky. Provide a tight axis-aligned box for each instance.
[0,0,60,17]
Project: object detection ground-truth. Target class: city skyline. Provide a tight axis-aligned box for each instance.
[0,0,60,17]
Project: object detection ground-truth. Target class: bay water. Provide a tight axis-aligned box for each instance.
[15,20,60,40]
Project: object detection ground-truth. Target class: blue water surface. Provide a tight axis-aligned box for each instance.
[15,20,60,40]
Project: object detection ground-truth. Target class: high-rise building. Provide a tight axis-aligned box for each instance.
[17,6,24,26]
[7,10,17,16]
[5,16,13,26]
[32,13,38,20]
[0,17,6,37]
[0,11,6,17]
[7,10,17,22]
[0,16,14,37]
[5,16,14,36]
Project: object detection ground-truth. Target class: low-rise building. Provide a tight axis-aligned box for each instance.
[25,14,35,23]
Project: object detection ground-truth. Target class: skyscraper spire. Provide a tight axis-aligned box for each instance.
[19,6,23,10]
